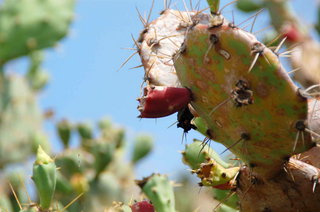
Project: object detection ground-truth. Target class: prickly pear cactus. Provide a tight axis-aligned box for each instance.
[135,0,320,211]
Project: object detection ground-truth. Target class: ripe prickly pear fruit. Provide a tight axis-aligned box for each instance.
[137,86,191,118]
[281,23,302,42]
[131,200,155,212]
[32,146,56,210]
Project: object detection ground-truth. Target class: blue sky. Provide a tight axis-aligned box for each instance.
[10,0,319,179]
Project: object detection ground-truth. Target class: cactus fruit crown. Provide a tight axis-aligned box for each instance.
[35,145,53,165]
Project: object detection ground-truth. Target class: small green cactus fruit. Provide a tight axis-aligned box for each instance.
[77,122,93,140]
[236,0,263,13]
[131,135,153,164]
[32,146,56,210]
[57,119,73,148]
[136,174,175,212]
[174,13,313,177]
[192,158,239,190]
[0,0,75,65]
[182,140,230,169]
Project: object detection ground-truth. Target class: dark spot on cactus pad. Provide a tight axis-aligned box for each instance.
[177,107,197,133]
[262,207,272,212]
[198,182,204,187]
[209,34,219,44]
[241,132,251,141]
[250,176,261,185]
[221,172,227,178]
[231,80,253,107]
[249,163,257,168]
[295,120,306,131]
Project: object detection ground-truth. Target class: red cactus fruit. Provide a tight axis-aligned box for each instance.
[281,23,302,42]
[137,86,192,118]
[131,200,155,212]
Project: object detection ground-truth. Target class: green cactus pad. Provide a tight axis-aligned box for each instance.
[136,174,175,212]
[174,18,313,177]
